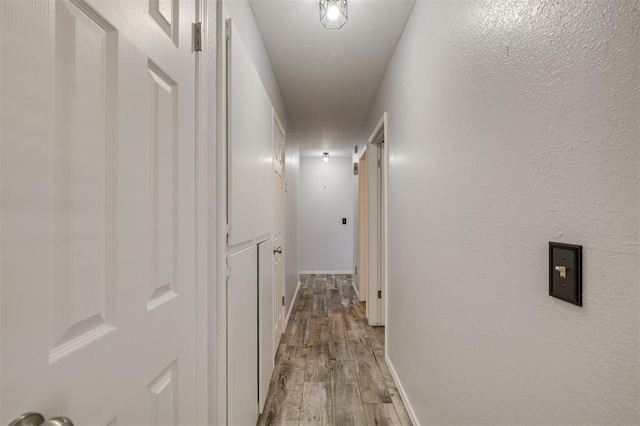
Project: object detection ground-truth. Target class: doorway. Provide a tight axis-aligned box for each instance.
[272,110,286,348]
[366,114,387,326]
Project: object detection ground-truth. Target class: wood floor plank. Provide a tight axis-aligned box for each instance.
[373,349,396,388]
[367,326,385,350]
[288,317,308,358]
[300,382,332,426]
[350,299,366,322]
[276,343,293,362]
[305,342,331,382]
[328,313,351,361]
[348,329,391,403]
[258,358,306,426]
[305,317,330,346]
[312,292,328,318]
[328,288,343,312]
[388,387,413,426]
[331,360,367,426]
[363,403,402,426]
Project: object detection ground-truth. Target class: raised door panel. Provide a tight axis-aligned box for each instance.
[50,0,118,364]
[149,0,178,46]
[147,362,178,425]
[228,21,273,246]
[258,239,274,413]
[147,61,179,311]
[228,246,259,425]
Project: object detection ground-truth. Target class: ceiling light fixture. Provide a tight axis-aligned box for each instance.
[319,0,348,29]
[322,152,330,162]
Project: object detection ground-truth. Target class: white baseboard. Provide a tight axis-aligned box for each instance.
[385,352,420,425]
[300,270,353,275]
[285,281,301,329]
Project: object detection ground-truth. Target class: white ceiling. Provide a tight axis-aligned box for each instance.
[249,0,415,157]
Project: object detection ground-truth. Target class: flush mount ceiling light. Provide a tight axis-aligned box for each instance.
[322,152,330,162]
[319,0,348,29]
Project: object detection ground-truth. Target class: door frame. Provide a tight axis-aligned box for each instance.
[366,113,388,326]
[196,1,215,425]
[357,147,368,303]
[272,109,287,336]
[215,3,229,425]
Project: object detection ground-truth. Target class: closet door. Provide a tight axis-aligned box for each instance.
[258,239,275,413]
[227,246,259,425]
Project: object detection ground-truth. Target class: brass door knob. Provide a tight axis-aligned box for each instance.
[9,413,73,426]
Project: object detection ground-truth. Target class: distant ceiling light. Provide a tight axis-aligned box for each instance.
[327,4,340,20]
[319,0,347,29]
[322,152,330,162]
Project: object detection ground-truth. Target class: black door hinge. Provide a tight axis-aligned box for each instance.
[193,22,202,52]
[378,290,382,299]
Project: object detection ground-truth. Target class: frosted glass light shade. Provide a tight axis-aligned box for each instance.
[319,0,348,29]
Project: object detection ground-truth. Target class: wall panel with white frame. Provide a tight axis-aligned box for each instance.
[227,20,273,245]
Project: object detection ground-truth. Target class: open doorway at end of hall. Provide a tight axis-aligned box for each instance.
[357,113,387,327]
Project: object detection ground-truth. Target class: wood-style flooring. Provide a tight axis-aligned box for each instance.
[258,274,412,426]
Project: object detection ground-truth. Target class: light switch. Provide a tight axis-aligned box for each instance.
[342,218,347,225]
[549,242,582,306]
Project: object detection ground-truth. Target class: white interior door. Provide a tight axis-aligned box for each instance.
[273,112,286,347]
[367,116,386,326]
[1,0,198,424]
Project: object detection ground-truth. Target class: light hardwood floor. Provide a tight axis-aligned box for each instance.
[258,274,412,426]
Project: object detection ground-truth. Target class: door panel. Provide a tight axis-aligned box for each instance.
[1,0,197,423]
[228,246,259,425]
[258,239,274,413]
[50,0,118,362]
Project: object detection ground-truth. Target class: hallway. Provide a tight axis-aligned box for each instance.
[258,275,411,426]
[2,0,639,424]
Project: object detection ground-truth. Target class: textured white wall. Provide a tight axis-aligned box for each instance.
[300,157,354,273]
[359,0,640,424]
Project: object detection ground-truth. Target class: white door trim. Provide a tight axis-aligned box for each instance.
[366,113,388,326]
[215,4,230,425]
[196,0,212,424]
[357,145,368,303]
